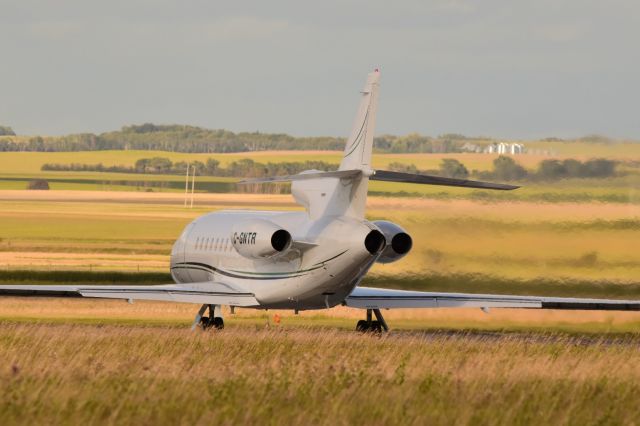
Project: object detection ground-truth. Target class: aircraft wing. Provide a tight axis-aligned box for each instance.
[0,282,260,307]
[345,286,640,311]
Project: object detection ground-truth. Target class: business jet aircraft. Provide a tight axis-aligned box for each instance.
[2,70,639,332]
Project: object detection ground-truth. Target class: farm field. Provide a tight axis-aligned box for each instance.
[2,301,640,425]
[1,190,639,292]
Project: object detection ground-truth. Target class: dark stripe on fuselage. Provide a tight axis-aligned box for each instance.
[232,249,349,276]
[174,250,349,281]
[173,262,308,280]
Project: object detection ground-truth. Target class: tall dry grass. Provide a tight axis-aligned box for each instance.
[1,321,640,425]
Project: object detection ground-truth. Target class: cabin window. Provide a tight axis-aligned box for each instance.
[195,237,200,250]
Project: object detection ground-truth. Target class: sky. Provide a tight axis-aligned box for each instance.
[1,0,639,139]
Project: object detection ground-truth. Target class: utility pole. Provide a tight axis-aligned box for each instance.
[184,164,190,207]
[190,165,196,208]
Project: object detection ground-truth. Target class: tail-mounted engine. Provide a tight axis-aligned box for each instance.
[372,220,413,264]
[231,219,292,259]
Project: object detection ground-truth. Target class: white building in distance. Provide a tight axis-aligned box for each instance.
[485,142,525,154]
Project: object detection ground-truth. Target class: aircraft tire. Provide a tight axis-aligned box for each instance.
[200,316,211,330]
[370,321,383,333]
[212,317,224,330]
[356,320,369,332]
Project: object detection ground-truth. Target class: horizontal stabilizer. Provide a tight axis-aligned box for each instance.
[239,169,362,184]
[370,170,519,190]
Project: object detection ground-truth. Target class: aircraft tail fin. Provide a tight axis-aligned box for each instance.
[339,69,380,171]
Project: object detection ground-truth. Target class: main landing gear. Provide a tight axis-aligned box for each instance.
[192,304,224,331]
[356,308,389,333]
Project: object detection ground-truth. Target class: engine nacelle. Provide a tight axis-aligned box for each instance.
[231,219,292,259]
[373,220,413,264]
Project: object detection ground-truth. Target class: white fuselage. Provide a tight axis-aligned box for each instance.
[169,210,380,310]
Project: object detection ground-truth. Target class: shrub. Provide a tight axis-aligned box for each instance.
[439,158,469,179]
[492,156,527,181]
[27,179,50,190]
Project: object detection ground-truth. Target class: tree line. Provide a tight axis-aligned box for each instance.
[42,155,618,182]
[1,124,473,153]
[42,157,338,178]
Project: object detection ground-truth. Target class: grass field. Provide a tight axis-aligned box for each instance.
[2,299,640,424]
[0,146,639,423]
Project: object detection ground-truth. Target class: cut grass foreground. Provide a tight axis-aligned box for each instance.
[1,318,640,425]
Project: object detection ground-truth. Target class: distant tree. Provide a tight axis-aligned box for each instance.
[536,158,616,180]
[439,159,469,179]
[206,158,220,175]
[191,161,206,175]
[388,162,418,174]
[537,159,567,180]
[0,126,15,136]
[27,179,49,190]
[438,133,468,140]
[27,136,45,151]
[562,159,583,177]
[581,159,616,178]
[173,161,190,174]
[492,156,527,181]
[580,134,612,144]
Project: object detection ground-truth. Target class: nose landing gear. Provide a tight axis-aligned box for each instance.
[192,304,224,331]
[356,308,389,333]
